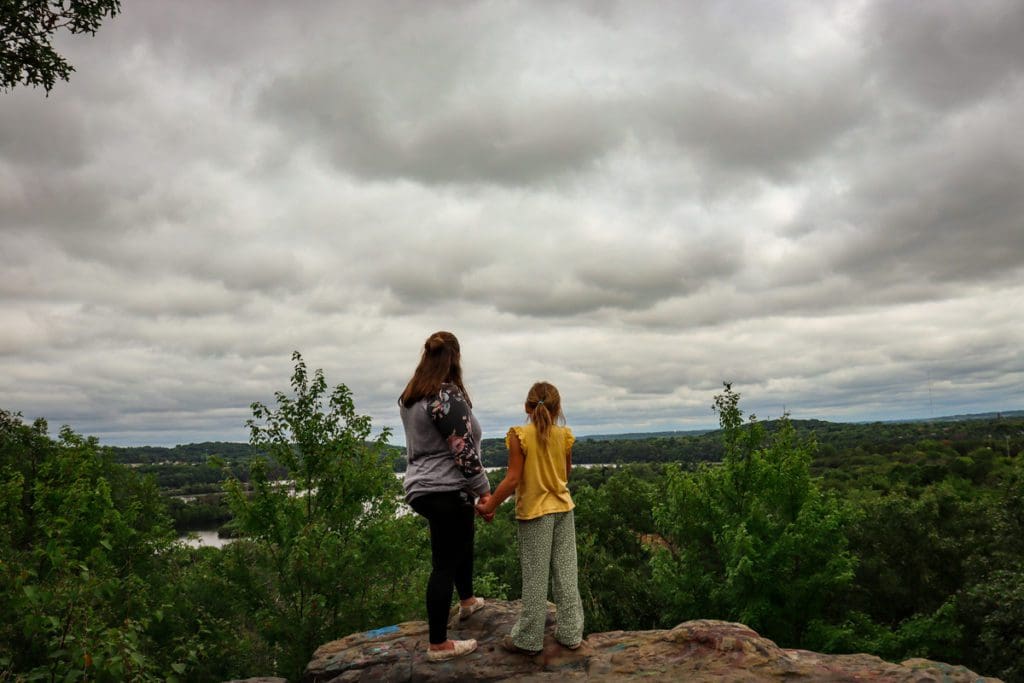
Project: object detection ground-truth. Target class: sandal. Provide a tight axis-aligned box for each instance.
[459,596,485,620]
[557,639,583,650]
[426,639,477,662]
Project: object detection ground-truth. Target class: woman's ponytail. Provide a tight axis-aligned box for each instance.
[399,331,470,407]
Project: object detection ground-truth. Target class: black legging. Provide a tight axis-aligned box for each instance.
[409,491,476,644]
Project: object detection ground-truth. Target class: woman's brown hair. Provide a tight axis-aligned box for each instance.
[525,381,563,449]
[399,331,471,407]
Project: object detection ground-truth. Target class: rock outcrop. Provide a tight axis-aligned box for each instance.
[304,599,1001,682]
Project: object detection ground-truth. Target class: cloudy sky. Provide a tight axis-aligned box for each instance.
[2,1,1022,447]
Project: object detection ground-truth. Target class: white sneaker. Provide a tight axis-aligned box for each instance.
[426,639,477,662]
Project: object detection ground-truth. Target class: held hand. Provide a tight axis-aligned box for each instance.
[475,494,495,522]
[474,503,495,523]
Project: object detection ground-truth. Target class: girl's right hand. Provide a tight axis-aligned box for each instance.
[475,500,495,523]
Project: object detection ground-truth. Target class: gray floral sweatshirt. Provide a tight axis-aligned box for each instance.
[400,384,490,503]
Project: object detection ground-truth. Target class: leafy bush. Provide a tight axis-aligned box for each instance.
[651,385,855,647]
[0,410,177,681]
[221,352,426,679]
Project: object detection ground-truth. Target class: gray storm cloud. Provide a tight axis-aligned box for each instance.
[1,1,1021,446]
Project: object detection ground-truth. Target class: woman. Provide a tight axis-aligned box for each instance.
[399,331,492,662]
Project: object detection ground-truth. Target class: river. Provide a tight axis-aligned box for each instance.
[177,529,233,549]
[179,463,618,547]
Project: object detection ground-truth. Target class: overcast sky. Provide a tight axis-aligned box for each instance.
[2,1,1022,447]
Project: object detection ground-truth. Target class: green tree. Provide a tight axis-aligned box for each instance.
[1,0,120,93]
[221,352,426,679]
[651,384,854,647]
[958,455,1024,682]
[844,480,984,630]
[572,468,659,633]
[472,494,519,601]
[0,409,177,680]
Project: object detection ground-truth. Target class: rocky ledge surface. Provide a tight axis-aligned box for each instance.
[303,599,1001,682]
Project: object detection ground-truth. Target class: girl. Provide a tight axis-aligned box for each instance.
[476,381,584,654]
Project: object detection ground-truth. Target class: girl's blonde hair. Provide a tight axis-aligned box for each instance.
[525,381,564,449]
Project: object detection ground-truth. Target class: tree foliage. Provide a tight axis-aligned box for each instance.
[651,384,855,647]
[573,468,660,633]
[0,355,429,681]
[1,0,120,93]
[3,377,1023,681]
[0,409,177,680]
[221,352,426,679]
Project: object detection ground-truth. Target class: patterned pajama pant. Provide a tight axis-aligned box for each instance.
[511,510,585,651]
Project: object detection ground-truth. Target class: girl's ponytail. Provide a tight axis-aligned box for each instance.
[526,381,563,450]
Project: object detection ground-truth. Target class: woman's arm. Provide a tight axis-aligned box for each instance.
[566,446,572,480]
[477,429,525,516]
[429,385,483,476]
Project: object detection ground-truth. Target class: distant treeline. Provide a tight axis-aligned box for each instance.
[113,441,266,464]
[110,413,1023,533]
[111,412,1022,473]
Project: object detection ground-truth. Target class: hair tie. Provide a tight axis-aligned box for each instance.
[536,400,544,406]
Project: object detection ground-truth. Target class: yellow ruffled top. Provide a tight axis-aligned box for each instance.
[506,423,575,520]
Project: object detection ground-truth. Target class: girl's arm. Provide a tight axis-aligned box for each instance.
[477,429,525,516]
[566,446,572,480]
